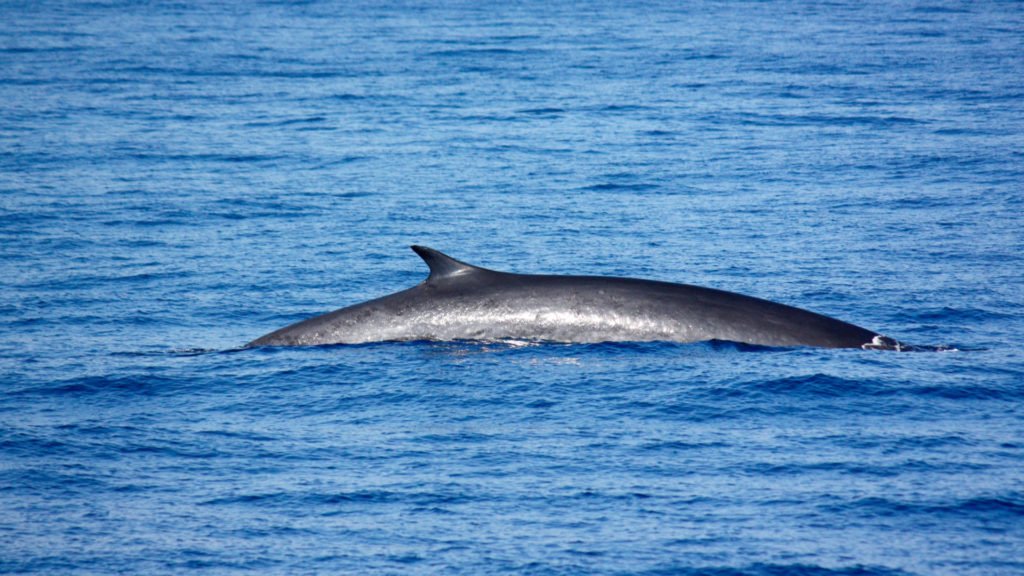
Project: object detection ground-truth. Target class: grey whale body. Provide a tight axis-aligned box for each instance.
[249,246,898,350]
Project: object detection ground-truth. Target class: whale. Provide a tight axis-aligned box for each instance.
[248,246,901,350]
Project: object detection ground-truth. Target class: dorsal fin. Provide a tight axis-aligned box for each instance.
[411,245,484,282]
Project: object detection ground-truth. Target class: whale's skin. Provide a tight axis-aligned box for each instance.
[248,246,888,349]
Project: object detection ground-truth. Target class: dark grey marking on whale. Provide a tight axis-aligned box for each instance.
[248,246,903,350]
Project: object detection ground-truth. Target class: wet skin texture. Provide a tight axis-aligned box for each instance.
[249,247,894,350]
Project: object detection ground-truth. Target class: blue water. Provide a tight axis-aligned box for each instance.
[2,1,1023,574]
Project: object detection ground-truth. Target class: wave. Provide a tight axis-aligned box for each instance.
[635,563,911,576]
[820,495,1024,520]
[200,488,474,509]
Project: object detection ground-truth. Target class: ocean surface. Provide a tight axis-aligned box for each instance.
[2,1,1023,574]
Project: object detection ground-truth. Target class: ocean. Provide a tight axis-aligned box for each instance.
[1,1,1023,574]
